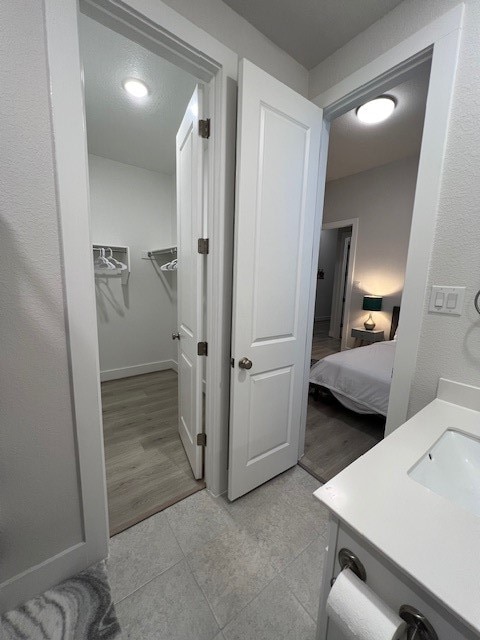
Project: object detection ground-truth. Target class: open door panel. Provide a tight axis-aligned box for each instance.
[228,59,323,500]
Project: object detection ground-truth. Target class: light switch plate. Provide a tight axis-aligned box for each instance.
[429,285,465,315]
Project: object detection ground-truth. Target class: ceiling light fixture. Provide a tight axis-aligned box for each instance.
[122,78,149,99]
[356,96,396,124]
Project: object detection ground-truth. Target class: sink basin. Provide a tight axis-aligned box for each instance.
[409,429,480,517]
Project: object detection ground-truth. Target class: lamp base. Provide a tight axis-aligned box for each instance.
[364,313,376,331]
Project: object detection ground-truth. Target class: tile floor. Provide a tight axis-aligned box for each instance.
[108,465,329,640]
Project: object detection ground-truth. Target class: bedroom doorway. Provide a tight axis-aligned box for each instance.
[311,220,355,364]
[300,60,431,483]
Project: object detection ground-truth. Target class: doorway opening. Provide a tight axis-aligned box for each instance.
[300,59,431,483]
[78,13,207,535]
[311,223,353,362]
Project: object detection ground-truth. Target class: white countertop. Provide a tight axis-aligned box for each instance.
[314,379,480,635]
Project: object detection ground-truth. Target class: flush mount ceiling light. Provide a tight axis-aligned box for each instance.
[356,96,396,124]
[122,78,149,99]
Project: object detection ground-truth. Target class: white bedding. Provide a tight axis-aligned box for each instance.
[309,341,396,416]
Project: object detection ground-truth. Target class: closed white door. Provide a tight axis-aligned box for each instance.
[176,85,205,479]
[228,60,323,500]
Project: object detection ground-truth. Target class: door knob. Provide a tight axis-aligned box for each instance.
[238,357,253,370]
[172,332,180,340]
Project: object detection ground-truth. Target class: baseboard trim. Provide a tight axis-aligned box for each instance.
[0,542,90,614]
[100,359,178,382]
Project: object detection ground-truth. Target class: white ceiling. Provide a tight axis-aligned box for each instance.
[79,14,197,175]
[327,61,431,181]
[79,13,428,182]
[222,0,403,69]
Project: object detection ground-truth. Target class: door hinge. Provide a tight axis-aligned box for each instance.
[197,433,207,447]
[198,238,209,254]
[197,341,208,356]
[198,118,210,139]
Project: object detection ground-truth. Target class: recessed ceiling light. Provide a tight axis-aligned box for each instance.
[356,96,396,124]
[122,78,149,99]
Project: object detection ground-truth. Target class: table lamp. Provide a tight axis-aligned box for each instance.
[362,295,383,330]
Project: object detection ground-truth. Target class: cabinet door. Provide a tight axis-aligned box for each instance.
[320,523,476,640]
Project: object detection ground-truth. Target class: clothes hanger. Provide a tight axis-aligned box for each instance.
[106,247,127,271]
[160,258,177,271]
[95,247,116,270]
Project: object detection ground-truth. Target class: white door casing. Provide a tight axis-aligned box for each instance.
[329,228,352,341]
[176,85,205,480]
[228,60,323,500]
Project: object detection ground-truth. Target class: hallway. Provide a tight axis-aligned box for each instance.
[311,320,341,361]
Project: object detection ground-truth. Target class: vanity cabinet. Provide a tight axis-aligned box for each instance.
[317,516,476,640]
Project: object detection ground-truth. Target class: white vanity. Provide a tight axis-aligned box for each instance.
[315,379,480,640]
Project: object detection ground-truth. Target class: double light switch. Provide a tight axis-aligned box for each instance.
[428,285,465,315]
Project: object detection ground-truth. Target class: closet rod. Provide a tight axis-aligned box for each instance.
[93,244,128,253]
[148,246,177,257]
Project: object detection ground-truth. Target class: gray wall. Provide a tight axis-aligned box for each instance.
[310,0,480,418]
[0,0,83,584]
[323,156,419,347]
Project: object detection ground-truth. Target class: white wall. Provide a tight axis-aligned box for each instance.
[323,156,419,347]
[89,155,177,379]
[310,0,480,418]
[0,0,83,588]
[160,0,308,96]
[315,228,337,320]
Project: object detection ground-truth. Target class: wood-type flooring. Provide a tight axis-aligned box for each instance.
[101,370,204,536]
[302,320,384,481]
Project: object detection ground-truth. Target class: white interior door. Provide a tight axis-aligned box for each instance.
[228,60,323,500]
[176,85,205,480]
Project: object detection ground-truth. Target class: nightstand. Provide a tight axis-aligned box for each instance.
[351,327,384,346]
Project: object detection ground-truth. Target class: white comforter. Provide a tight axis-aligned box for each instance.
[309,341,396,416]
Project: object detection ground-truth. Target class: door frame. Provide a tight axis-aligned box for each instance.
[322,219,358,351]
[299,4,464,459]
[31,0,236,611]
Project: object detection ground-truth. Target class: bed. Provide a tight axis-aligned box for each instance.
[309,306,400,416]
